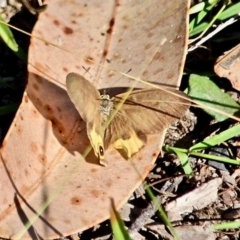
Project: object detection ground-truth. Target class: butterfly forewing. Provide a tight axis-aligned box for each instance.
[66,73,101,123]
[66,73,107,165]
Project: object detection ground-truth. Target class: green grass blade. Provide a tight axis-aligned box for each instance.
[190,124,240,151]
[170,148,193,176]
[189,22,209,37]
[190,0,220,14]
[213,221,240,230]
[0,16,27,61]
[0,14,18,52]
[144,183,180,240]
[218,2,240,20]
[189,0,219,31]
[110,199,132,240]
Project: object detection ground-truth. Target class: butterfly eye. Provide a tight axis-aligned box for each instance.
[99,146,104,156]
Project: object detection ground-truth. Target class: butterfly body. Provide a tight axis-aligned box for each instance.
[66,72,189,166]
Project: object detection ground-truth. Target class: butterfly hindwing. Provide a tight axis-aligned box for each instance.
[104,89,189,158]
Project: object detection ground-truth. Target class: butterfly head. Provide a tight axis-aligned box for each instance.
[88,123,107,166]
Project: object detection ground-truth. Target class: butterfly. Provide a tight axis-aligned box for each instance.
[66,72,189,166]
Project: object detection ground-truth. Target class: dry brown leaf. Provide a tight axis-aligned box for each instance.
[0,0,190,238]
[214,43,240,91]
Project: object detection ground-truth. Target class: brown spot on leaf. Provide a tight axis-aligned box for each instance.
[145,43,152,50]
[108,72,115,78]
[38,154,47,164]
[53,19,60,26]
[33,83,39,91]
[64,219,71,224]
[113,54,119,60]
[63,67,68,72]
[20,184,28,194]
[16,159,22,167]
[153,67,163,75]
[32,109,38,117]
[122,14,130,21]
[143,70,148,76]
[35,73,43,84]
[17,125,22,136]
[24,95,28,103]
[58,126,64,135]
[48,217,56,222]
[122,24,128,30]
[30,142,38,153]
[71,196,82,205]
[178,62,182,70]
[107,18,115,34]
[50,117,65,137]
[154,52,165,62]
[91,189,100,198]
[63,26,73,35]
[85,56,94,64]
[81,217,90,226]
[103,50,108,57]
[152,152,157,157]
[148,32,153,38]
[45,104,53,113]
[106,179,112,188]
[24,168,29,177]
[167,73,174,79]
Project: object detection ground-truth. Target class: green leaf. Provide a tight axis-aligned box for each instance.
[188,74,240,122]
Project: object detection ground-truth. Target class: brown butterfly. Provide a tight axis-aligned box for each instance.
[66,72,189,166]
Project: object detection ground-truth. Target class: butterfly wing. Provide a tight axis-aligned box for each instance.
[66,73,106,165]
[105,89,189,157]
[66,73,101,123]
